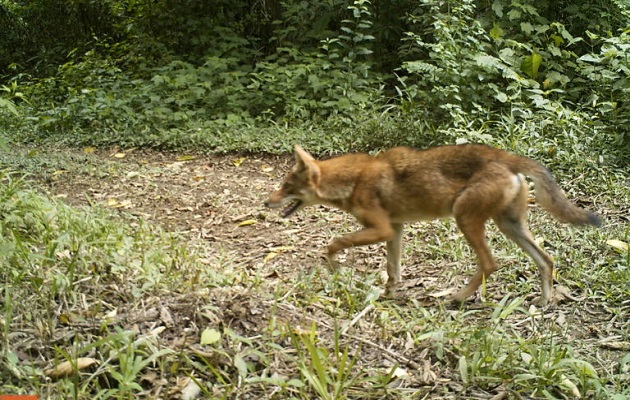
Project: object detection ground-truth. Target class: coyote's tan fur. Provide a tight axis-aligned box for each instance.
[265,144,601,304]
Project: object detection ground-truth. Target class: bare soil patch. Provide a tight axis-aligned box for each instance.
[36,147,476,303]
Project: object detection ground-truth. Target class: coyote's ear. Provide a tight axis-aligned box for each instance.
[294,145,320,184]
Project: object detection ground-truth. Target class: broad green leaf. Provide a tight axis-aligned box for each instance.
[507,9,521,20]
[492,0,503,17]
[490,23,504,40]
[458,356,468,384]
[520,22,534,34]
[234,354,249,378]
[0,98,19,117]
[495,92,508,102]
[521,52,543,79]
[578,54,603,63]
[200,328,221,345]
[287,378,305,387]
[551,34,564,47]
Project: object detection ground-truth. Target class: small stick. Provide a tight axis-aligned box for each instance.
[350,334,423,370]
[341,304,375,335]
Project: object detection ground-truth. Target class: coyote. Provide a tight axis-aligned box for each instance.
[265,144,601,304]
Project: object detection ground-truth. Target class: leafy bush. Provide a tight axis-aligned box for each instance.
[0,0,628,168]
[5,0,384,150]
[394,0,629,166]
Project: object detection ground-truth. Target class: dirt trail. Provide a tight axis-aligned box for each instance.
[33,147,460,300]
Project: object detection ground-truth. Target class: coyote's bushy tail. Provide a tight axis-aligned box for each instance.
[513,157,602,227]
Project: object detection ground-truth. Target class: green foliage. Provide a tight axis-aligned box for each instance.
[0,176,187,299]
[0,0,127,76]
[0,81,28,117]
[0,169,228,396]
[394,0,628,166]
[401,0,502,121]
[3,0,384,150]
[0,0,628,166]
[289,323,363,399]
[453,296,605,397]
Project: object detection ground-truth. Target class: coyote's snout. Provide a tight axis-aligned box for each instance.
[265,144,601,305]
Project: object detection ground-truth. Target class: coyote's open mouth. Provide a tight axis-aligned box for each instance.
[282,199,302,218]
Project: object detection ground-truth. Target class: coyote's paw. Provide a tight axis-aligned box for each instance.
[384,278,401,298]
[324,254,339,272]
[449,290,471,305]
[540,285,578,308]
[384,286,399,299]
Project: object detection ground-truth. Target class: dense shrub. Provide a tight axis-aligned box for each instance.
[0,0,627,165]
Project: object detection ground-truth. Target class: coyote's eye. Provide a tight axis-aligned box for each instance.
[282,177,300,194]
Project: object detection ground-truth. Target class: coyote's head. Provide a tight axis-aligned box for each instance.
[264,145,322,218]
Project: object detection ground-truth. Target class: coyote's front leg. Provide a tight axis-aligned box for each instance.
[325,214,395,274]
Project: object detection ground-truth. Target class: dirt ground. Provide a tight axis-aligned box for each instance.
[38,147,467,301]
[15,147,627,398]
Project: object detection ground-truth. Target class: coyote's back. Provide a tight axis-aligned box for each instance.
[375,145,601,226]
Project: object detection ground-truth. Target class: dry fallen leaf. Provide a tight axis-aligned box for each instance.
[600,341,630,351]
[238,219,257,227]
[148,326,167,337]
[113,152,127,159]
[292,326,314,335]
[390,366,410,379]
[45,357,99,379]
[232,157,246,167]
[181,378,202,400]
[263,252,278,263]
[56,249,72,260]
[607,239,629,253]
[106,198,133,208]
[83,147,95,154]
[263,246,294,263]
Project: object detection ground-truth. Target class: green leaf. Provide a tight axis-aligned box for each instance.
[287,379,306,388]
[490,23,504,40]
[234,354,249,378]
[0,98,20,117]
[507,9,521,20]
[492,0,503,17]
[556,358,599,378]
[459,356,468,384]
[521,52,543,79]
[495,92,508,102]
[200,328,221,345]
[578,54,603,63]
[520,22,534,34]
